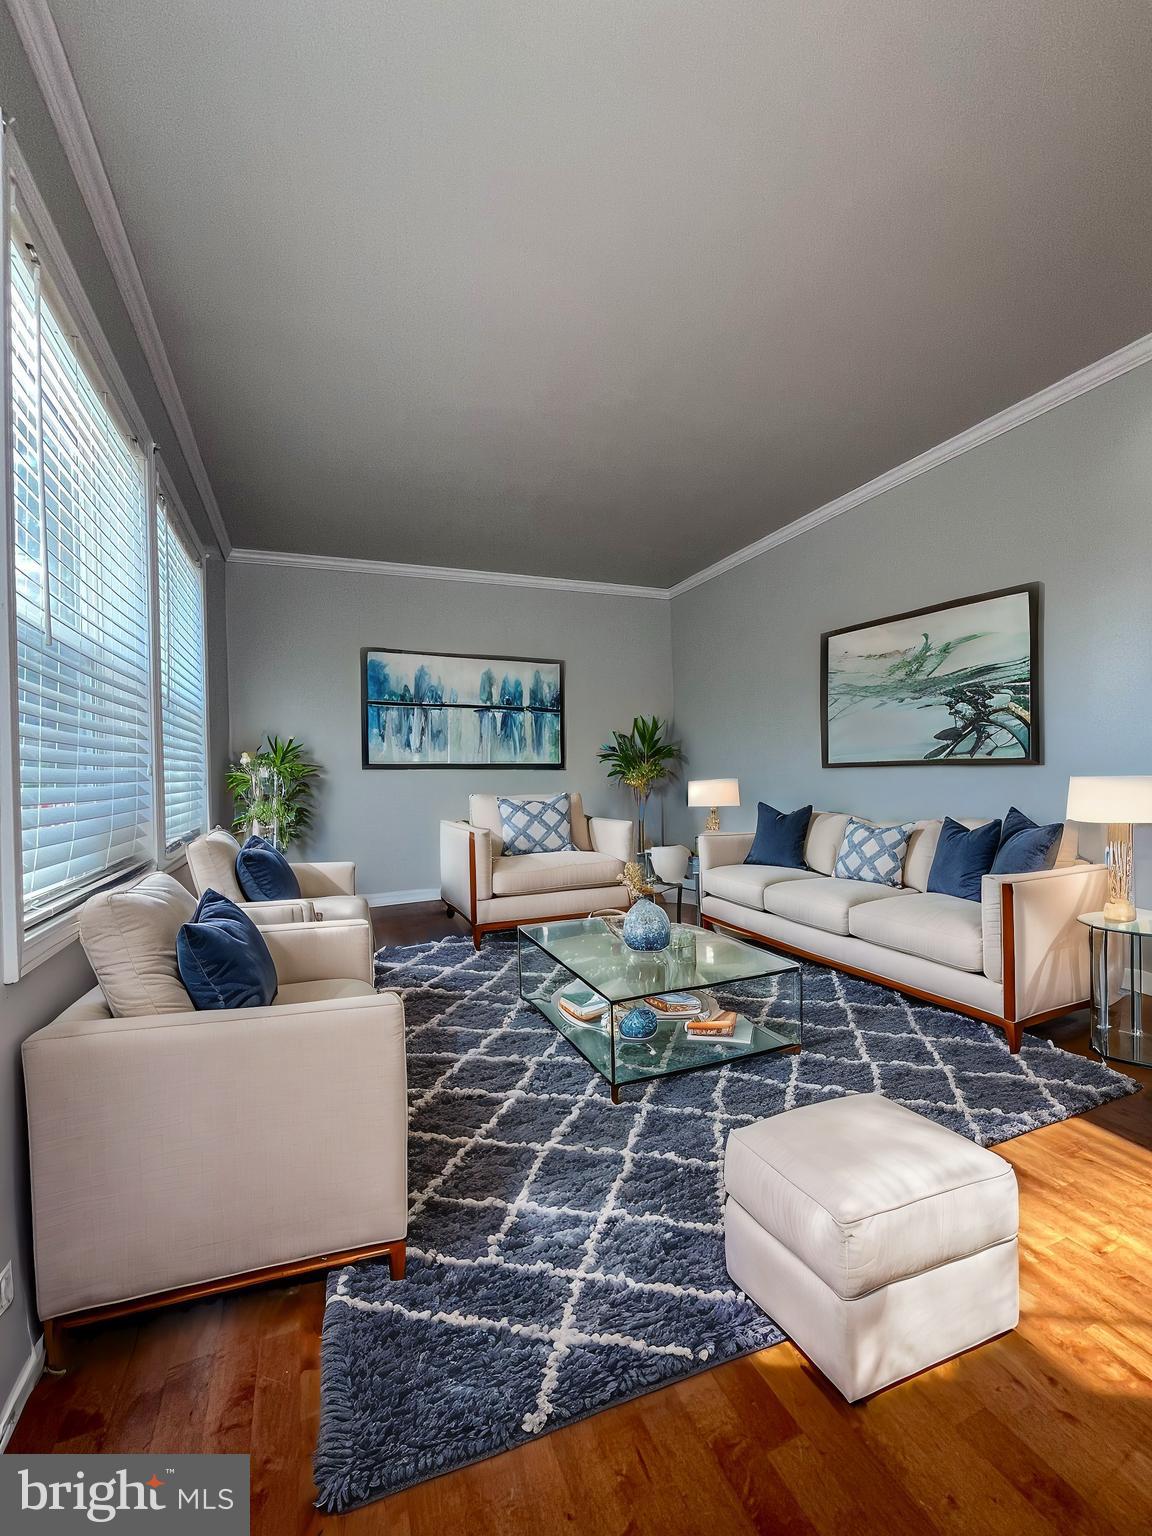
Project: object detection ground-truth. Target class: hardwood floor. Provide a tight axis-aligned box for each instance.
[9,902,1152,1535]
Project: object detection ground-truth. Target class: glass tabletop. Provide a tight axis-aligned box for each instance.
[1077,909,1152,936]
[518,916,797,1003]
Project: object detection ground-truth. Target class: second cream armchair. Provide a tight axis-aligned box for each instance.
[441,791,634,947]
[188,827,372,932]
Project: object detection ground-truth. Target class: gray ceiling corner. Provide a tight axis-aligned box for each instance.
[43,0,1152,587]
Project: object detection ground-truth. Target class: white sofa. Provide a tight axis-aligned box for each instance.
[23,873,405,1369]
[188,827,372,930]
[699,813,1107,1052]
[440,792,634,947]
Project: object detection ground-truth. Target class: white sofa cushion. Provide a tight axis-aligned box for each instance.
[470,791,592,853]
[491,850,623,897]
[78,871,196,1018]
[724,1093,1018,1300]
[705,864,820,908]
[762,877,910,937]
[803,812,851,876]
[848,891,985,974]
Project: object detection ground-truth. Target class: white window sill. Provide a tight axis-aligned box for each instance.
[5,852,190,983]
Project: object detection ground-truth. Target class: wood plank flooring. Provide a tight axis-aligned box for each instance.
[9,902,1152,1535]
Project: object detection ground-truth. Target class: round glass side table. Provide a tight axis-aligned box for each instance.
[1078,909,1152,1067]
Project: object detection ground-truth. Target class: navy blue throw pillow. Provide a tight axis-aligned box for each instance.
[177,889,278,1010]
[991,806,1063,876]
[235,834,301,901]
[743,803,813,869]
[926,817,1003,902]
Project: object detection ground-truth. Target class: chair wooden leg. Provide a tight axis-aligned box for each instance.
[43,1318,67,1375]
[1003,1020,1023,1053]
[472,928,483,950]
[388,1241,406,1281]
[444,903,455,917]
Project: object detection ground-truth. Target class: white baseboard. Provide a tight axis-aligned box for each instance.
[365,888,442,908]
[1,1337,44,1452]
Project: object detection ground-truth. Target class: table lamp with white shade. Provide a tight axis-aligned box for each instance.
[688,778,740,833]
[1066,776,1152,923]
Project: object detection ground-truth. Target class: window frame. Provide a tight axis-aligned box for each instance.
[1,124,212,981]
[152,459,210,864]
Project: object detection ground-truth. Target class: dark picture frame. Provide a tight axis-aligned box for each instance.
[820,583,1041,768]
[361,647,566,770]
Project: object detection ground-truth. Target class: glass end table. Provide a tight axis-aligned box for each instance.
[517,917,801,1102]
[1078,909,1152,1067]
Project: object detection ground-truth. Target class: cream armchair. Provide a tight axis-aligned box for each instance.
[441,791,634,947]
[188,827,371,928]
[24,915,405,1369]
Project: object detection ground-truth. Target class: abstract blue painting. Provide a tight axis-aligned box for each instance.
[822,585,1039,766]
[361,649,564,768]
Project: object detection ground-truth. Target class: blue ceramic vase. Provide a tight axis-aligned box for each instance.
[618,1005,659,1041]
[622,897,671,952]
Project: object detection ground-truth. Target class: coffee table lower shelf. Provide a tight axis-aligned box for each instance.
[517,917,803,1103]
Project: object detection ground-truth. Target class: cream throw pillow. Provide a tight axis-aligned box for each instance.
[79,871,197,1017]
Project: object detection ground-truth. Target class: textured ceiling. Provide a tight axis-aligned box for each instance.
[43,0,1152,585]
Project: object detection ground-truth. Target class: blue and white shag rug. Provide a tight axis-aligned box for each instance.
[314,934,1137,1512]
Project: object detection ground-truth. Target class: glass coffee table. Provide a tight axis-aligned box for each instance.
[517,917,802,1102]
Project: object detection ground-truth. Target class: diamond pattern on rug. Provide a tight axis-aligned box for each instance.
[314,934,1138,1513]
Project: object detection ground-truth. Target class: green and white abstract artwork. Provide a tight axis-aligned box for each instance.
[822,585,1039,766]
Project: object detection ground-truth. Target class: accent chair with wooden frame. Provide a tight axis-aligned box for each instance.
[440,793,634,947]
[697,814,1106,1053]
[23,898,406,1371]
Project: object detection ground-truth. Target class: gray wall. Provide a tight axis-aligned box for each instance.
[226,562,675,893]
[0,11,229,1419]
[669,362,1152,893]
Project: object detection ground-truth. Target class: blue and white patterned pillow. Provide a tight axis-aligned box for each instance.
[834,818,916,887]
[498,794,575,856]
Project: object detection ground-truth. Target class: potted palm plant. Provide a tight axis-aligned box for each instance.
[598,715,683,853]
[226,735,319,851]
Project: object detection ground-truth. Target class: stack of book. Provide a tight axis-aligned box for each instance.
[554,983,610,1028]
[645,991,707,1022]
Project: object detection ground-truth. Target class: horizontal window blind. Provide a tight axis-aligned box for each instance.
[8,217,153,926]
[157,491,207,851]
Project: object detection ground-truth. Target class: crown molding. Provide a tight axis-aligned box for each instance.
[5,0,231,557]
[668,331,1152,597]
[227,546,670,600]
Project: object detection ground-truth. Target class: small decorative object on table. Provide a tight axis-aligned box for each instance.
[618,862,672,951]
[686,1010,738,1038]
[649,844,691,882]
[617,1005,659,1041]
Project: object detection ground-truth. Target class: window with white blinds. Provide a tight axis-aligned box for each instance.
[157,491,207,851]
[8,214,154,927]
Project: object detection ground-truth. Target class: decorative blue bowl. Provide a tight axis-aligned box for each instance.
[622,898,671,952]
[618,1005,659,1041]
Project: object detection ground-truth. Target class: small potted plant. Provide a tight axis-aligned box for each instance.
[226,735,319,851]
[598,715,683,853]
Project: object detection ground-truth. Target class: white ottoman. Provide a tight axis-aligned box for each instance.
[724,1093,1019,1401]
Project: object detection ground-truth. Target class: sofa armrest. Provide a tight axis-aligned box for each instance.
[292,860,357,896]
[440,821,492,916]
[261,919,374,985]
[23,989,407,1319]
[981,863,1107,1019]
[588,816,634,863]
[240,898,318,926]
[697,832,755,897]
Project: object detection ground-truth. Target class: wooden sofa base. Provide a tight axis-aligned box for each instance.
[41,1239,406,1373]
[469,911,619,948]
[700,914,1087,1055]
